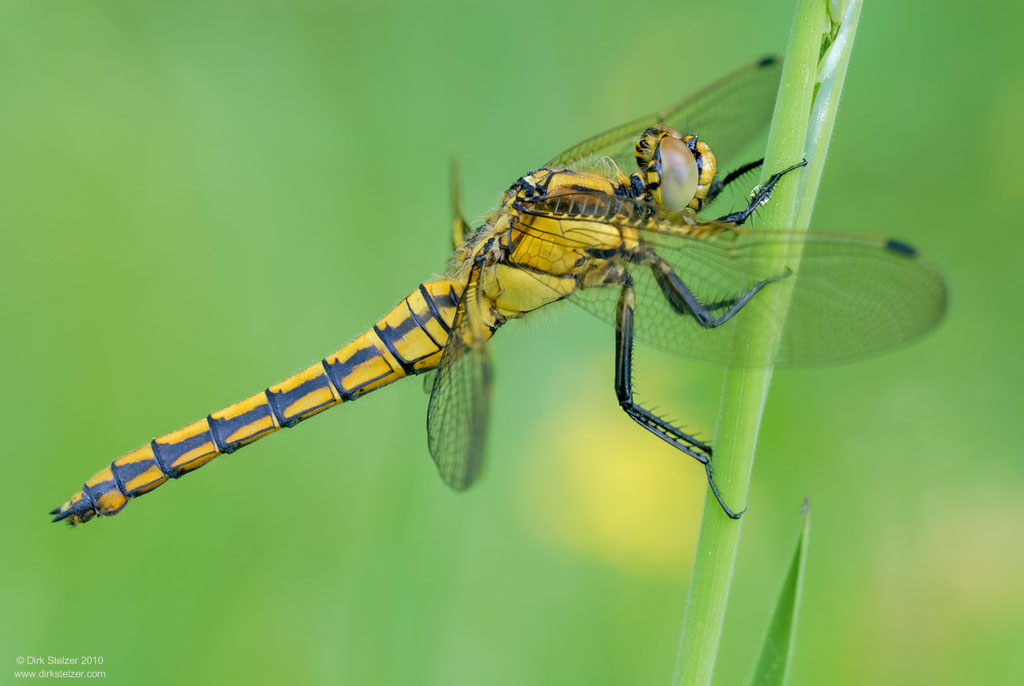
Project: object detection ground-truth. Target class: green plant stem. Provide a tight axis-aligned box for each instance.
[671,1,828,684]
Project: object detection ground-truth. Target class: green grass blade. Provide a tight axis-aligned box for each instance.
[748,499,812,686]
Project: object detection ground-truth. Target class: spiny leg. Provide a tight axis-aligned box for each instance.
[614,274,742,519]
[450,159,472,251]
[703,157,765,207]
[714,159,807,225]
[651,257,792,329]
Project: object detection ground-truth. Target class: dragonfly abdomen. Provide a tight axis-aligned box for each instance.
[51,279,463,525]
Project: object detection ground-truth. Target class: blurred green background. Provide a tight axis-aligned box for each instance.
[2,1,1021,684]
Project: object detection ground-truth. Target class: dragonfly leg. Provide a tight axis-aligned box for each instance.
[651,258,792,329]
[450,159,472,251]
[614,275,743,519]
[714,159,807,225]
[703,157,765,207]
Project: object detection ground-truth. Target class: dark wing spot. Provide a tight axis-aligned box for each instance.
[885,239,917,257]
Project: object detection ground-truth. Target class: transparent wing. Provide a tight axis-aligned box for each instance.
[547,57,782,173]
[516,194,947,367]
[426,267,492,490]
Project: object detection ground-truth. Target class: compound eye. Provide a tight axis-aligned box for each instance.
[658,136,698,212]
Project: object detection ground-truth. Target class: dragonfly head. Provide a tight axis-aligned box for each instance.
[633,125,717,214]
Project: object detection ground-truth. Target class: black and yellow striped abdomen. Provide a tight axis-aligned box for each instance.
[51,280,463,525]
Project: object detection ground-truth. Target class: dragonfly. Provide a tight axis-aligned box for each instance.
[51,57,946,525]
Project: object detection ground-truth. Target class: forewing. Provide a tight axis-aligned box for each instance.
[426,268,492,490]
[547,57,782,173]
[572,222,947,367]
[512,192,947,367]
